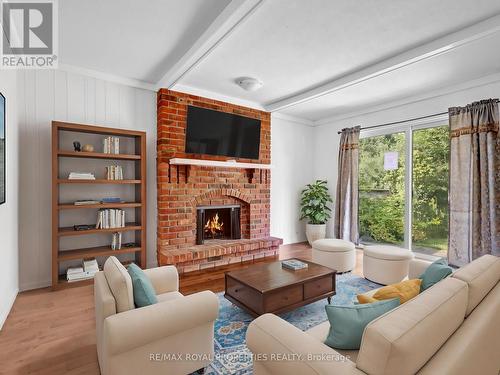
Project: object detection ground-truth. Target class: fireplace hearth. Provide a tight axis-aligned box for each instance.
[196,205,241,245]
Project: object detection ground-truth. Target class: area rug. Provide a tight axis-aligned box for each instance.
[202,274,381,375]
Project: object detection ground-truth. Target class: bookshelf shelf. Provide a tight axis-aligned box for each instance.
[58,245,142,261]
[52,121,147,289]
[58,223,142,237]
[57,179,141,184]
[58,202,142,210]
[57,276,95,289]
[58,150,141,160]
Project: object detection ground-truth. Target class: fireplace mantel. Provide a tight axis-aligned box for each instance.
[169,158,273,170]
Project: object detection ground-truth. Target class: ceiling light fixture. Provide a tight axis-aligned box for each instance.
[235,77,263,92]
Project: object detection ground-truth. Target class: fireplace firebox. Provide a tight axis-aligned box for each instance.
[196,205,241,245]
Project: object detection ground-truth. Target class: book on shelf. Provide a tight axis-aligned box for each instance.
[66,258,99,282]
[111,232,122,250]
[68,172,95,180]
[281,259,308,271]
[96,208,125,229]
[105,165,123,180]
[103,136,119,154]
[74,200,100,205]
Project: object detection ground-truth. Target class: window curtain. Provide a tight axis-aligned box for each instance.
[448,99,499,267]
[334,126,360,243]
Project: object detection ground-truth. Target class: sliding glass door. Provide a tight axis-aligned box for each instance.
[358,122,449,258]
[359,133,406,247]
[411,126,449,257]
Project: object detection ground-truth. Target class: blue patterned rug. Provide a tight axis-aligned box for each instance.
[201,274,381,375]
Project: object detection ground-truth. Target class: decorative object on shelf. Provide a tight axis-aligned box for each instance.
[82,144,94,152]
[101,197,122,203]
[68,172,95,180]
[0,92,5,205]
[103,136,119,154]
[300,180,333,245]
[123,242,138,248]
[73,224,93,231]
[73,141,81,152]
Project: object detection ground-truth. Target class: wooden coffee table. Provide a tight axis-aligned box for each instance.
[224,259,336,317]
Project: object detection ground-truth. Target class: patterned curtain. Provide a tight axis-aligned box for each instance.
[334,126,360,243]
[448,99,499,266]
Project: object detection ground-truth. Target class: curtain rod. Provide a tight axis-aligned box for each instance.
[336,99,500,134]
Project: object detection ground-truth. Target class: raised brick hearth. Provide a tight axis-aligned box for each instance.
[156,89,282,273]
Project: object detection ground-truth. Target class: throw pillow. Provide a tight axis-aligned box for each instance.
[357,279,422,304]
[419,258,453,291]
[127,263,158,307]
[325,298,399,350]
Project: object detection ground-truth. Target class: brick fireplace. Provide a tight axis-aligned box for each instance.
[156,89,282,273]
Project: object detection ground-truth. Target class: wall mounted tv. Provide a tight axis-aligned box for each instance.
[185,105,261,159]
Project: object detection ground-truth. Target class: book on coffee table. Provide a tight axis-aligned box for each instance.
[281,259,308,271]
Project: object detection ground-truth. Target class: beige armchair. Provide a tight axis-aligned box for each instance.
[94,256,219,375]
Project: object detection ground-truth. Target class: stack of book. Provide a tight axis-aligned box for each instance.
[96,209,125,229]
[103,136,119,154]
[66,259,99,282]
[68,172,95,180]
[74,199,100,206]
[111,232,123,250]
[105,165,123,180]
[281,259,309,271]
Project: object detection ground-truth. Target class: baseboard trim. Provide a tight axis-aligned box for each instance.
[20,279,51,292]
[0,288,19,330]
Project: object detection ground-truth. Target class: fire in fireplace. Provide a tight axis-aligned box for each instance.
[196,205,241,245]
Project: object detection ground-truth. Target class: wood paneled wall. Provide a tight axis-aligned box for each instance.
[17,70,156,290]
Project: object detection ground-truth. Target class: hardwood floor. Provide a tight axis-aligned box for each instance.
[0,243,363,374]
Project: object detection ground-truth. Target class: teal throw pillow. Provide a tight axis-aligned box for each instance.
[419,258,453,292]
[324,298,399,350]
[127,263,158,307]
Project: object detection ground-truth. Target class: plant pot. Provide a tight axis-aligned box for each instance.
[306,223,326,245]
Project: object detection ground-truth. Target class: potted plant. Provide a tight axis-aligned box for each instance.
[300,180,333,245]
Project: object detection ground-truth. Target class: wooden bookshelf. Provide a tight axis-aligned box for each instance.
[52,121,147,290]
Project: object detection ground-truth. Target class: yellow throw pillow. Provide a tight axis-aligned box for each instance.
[357,279,422,304]
[356,294,378,304]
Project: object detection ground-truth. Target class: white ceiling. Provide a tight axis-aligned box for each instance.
[59,0,231,83]
[58,0,500,123]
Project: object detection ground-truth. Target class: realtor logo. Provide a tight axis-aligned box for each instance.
[1,0,58,68]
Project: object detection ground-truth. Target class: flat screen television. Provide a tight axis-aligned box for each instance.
[185,105,261,159]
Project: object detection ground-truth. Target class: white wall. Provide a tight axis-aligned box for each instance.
[313,75,500,237]
[0,70,19,328]
[18,70,156,291]
[270,114,315,244]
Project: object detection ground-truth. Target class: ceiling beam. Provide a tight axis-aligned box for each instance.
[156,0,264,90]
[266,13,500,112]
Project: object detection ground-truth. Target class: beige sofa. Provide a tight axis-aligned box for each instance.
[247,254,500,375]
[94,257,219,375]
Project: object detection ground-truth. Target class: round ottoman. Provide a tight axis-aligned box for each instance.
[312,239,356,273]
[363,245,414,285]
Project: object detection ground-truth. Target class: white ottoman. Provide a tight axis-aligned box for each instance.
[312,239,356,273]
[363,245,414,285]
